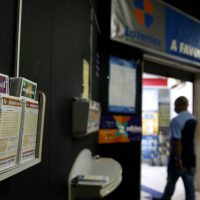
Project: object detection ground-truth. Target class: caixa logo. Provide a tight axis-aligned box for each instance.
[133,0,154,28]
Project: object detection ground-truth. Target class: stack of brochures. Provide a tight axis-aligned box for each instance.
[0,73,9,95]
[18,99,39,163]
[0,73,22,170]
[9,77,37,100]
[0,94,22,170]
[0,73,40,172]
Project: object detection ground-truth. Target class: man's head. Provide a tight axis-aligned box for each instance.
[174,96,188,113]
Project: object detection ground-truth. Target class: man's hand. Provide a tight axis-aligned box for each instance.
[175,158,185,171]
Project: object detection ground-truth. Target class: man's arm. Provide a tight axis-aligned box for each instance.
[172,138,184,170]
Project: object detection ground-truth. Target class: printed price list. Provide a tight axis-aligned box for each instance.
[20,100,39,163]
[0,96,22,171]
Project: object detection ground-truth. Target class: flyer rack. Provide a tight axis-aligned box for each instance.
[72,98,101,137]
[68,148,122,200]
[0,92,46,181]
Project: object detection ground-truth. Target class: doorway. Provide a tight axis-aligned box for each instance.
[140,60,194,199]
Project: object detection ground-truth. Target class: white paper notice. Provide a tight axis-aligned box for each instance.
[108,57,136,113]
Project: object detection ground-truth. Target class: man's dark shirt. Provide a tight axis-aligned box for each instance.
[169,111,197,168]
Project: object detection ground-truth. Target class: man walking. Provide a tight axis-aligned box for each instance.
[154,96,197,200]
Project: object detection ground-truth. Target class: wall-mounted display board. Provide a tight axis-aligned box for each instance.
[111,0,200,66]
[0,73,46,181]
[0,93,46,181]
[108,56,138,113]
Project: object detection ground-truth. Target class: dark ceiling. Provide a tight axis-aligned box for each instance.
[163,0,200,20]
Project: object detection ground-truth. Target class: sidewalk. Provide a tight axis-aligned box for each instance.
[141,163,199,200]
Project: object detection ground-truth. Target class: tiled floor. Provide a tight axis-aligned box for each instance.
[141,163,200,200]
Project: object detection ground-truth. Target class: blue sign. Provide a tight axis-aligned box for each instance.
[142,135,158,159]
[166,7,200,62]
[111,0,200,65]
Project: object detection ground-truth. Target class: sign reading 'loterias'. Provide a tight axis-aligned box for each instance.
[111,0,200,65]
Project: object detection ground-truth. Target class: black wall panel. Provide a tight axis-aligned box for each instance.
[0,0,99,200]
[0,0,200,200]
[97,1,143,199]
[0,0,16,75]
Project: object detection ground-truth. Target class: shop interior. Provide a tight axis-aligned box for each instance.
[140,70,193,199]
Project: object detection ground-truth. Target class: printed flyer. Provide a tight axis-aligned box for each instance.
[19,100,39,163]
[0,95,22,171]
[0,73,9,95]
[20,78,37,100]
[98,115,141,144]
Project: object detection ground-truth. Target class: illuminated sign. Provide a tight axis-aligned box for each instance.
[111,0,200,65]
